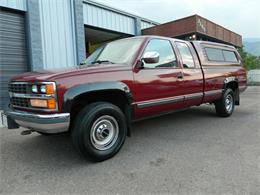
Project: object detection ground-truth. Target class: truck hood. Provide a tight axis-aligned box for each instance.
[11,64,131,82]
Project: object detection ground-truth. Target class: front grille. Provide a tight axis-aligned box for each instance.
[9,83,31,94]
[11,97,30,108]
[8,81,57,111]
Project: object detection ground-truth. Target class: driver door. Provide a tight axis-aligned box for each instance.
[132,38,185,119]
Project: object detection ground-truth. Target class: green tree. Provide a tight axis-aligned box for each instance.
[238,46,260,70]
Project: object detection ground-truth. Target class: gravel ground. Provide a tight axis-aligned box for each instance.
[0,86,259,194]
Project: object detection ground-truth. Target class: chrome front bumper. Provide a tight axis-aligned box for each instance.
[4,108,70,134]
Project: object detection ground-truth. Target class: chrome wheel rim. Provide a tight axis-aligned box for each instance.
[225,94,233,113]
[90,115,119,151]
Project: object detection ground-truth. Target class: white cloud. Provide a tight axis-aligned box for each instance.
[95,0,260,38]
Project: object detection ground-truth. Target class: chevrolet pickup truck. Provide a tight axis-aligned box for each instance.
[3,36,247,161]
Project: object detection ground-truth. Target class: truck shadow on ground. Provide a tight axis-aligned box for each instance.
[4,105,218,166]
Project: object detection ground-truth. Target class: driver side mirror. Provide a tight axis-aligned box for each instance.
[142,51,160,64]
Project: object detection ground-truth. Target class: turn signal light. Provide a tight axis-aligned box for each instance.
[47,99,56,109]
[45,84,55,94]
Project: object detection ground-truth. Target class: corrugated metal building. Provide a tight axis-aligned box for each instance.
[0,0,157,109]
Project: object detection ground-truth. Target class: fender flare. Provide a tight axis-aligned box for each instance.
[62,81,133,113]
[223,77,240,105]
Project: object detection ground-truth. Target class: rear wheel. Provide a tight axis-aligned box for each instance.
[71,102,127,162]
[215,88,235,117]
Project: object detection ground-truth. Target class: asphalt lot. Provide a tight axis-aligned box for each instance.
[0,86,259,194]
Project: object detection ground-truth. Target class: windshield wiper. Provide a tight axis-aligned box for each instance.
[80,62,87,65]
[91,60,114,64]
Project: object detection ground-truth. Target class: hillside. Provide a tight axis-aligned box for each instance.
[243,38,260,56]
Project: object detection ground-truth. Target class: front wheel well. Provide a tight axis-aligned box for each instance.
[69,90,132,135]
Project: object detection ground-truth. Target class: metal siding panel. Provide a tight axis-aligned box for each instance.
[96,6,100,26]
[93,6,98,26]
[130,18,135,34]
[0,0,27,11]
[86,3,91,25]
[111,10,115,30]
[116,14,119,31]
[39,0,77,69]
[126,16,129,33]
[90,4,94,25]
[83,3,87,24]
[101,9,106,28]
[109,10,113,30]
[83,3,135,35]
[120,15,124,32]
[113,12,117,29]
[0,10,28,109]
[118,14,121,31]
[141,20,155,29]
[104,10,108,29]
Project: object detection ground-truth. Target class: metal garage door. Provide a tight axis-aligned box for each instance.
[0,9,28,109]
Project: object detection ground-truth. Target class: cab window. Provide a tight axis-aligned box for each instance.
[204,47,225,62]
[223,50,238,62]
[175,42,195,68]
[142,39,177,68]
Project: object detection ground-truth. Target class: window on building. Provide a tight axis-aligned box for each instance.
[204,47,225,62]
[223,50,238,62]
[175,42,195,68]
[142,39,177,68]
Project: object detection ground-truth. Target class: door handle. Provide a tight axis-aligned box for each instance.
[177,72,183,79]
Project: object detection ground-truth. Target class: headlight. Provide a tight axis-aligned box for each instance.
[30,99,56,109]
[32,85,38,93]
[30,99,47,108]
[29,82,57,110]
[40,85,46,93]
[31,83,55,94]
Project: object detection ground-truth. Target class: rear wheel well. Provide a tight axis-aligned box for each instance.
[69,90,132,134]
[225,81,238,92]
[225,81,239,105]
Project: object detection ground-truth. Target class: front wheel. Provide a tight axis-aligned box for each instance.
[71,102,127,162]
[214,88,235,117]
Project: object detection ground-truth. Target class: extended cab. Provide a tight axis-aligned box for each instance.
[3,36,247,161]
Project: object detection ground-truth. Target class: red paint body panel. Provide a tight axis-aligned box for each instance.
[9,36,247,120]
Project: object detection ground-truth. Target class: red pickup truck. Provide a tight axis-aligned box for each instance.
[4,36,247,161]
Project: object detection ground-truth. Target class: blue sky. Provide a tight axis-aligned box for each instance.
[96,0,260,39]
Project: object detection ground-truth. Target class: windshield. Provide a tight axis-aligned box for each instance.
[82,38,143,65]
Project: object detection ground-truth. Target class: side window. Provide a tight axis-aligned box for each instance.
[175,42,195,68]
[204,47,225,62]
[223,50,238,62]
[142,39,177,68]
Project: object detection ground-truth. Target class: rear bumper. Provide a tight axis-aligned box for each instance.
[3,108,70,134]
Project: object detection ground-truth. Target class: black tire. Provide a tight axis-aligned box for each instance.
[71,102,127,162]
[215,88,235,117]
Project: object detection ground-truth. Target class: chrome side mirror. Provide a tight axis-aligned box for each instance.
[142,51,160,64]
